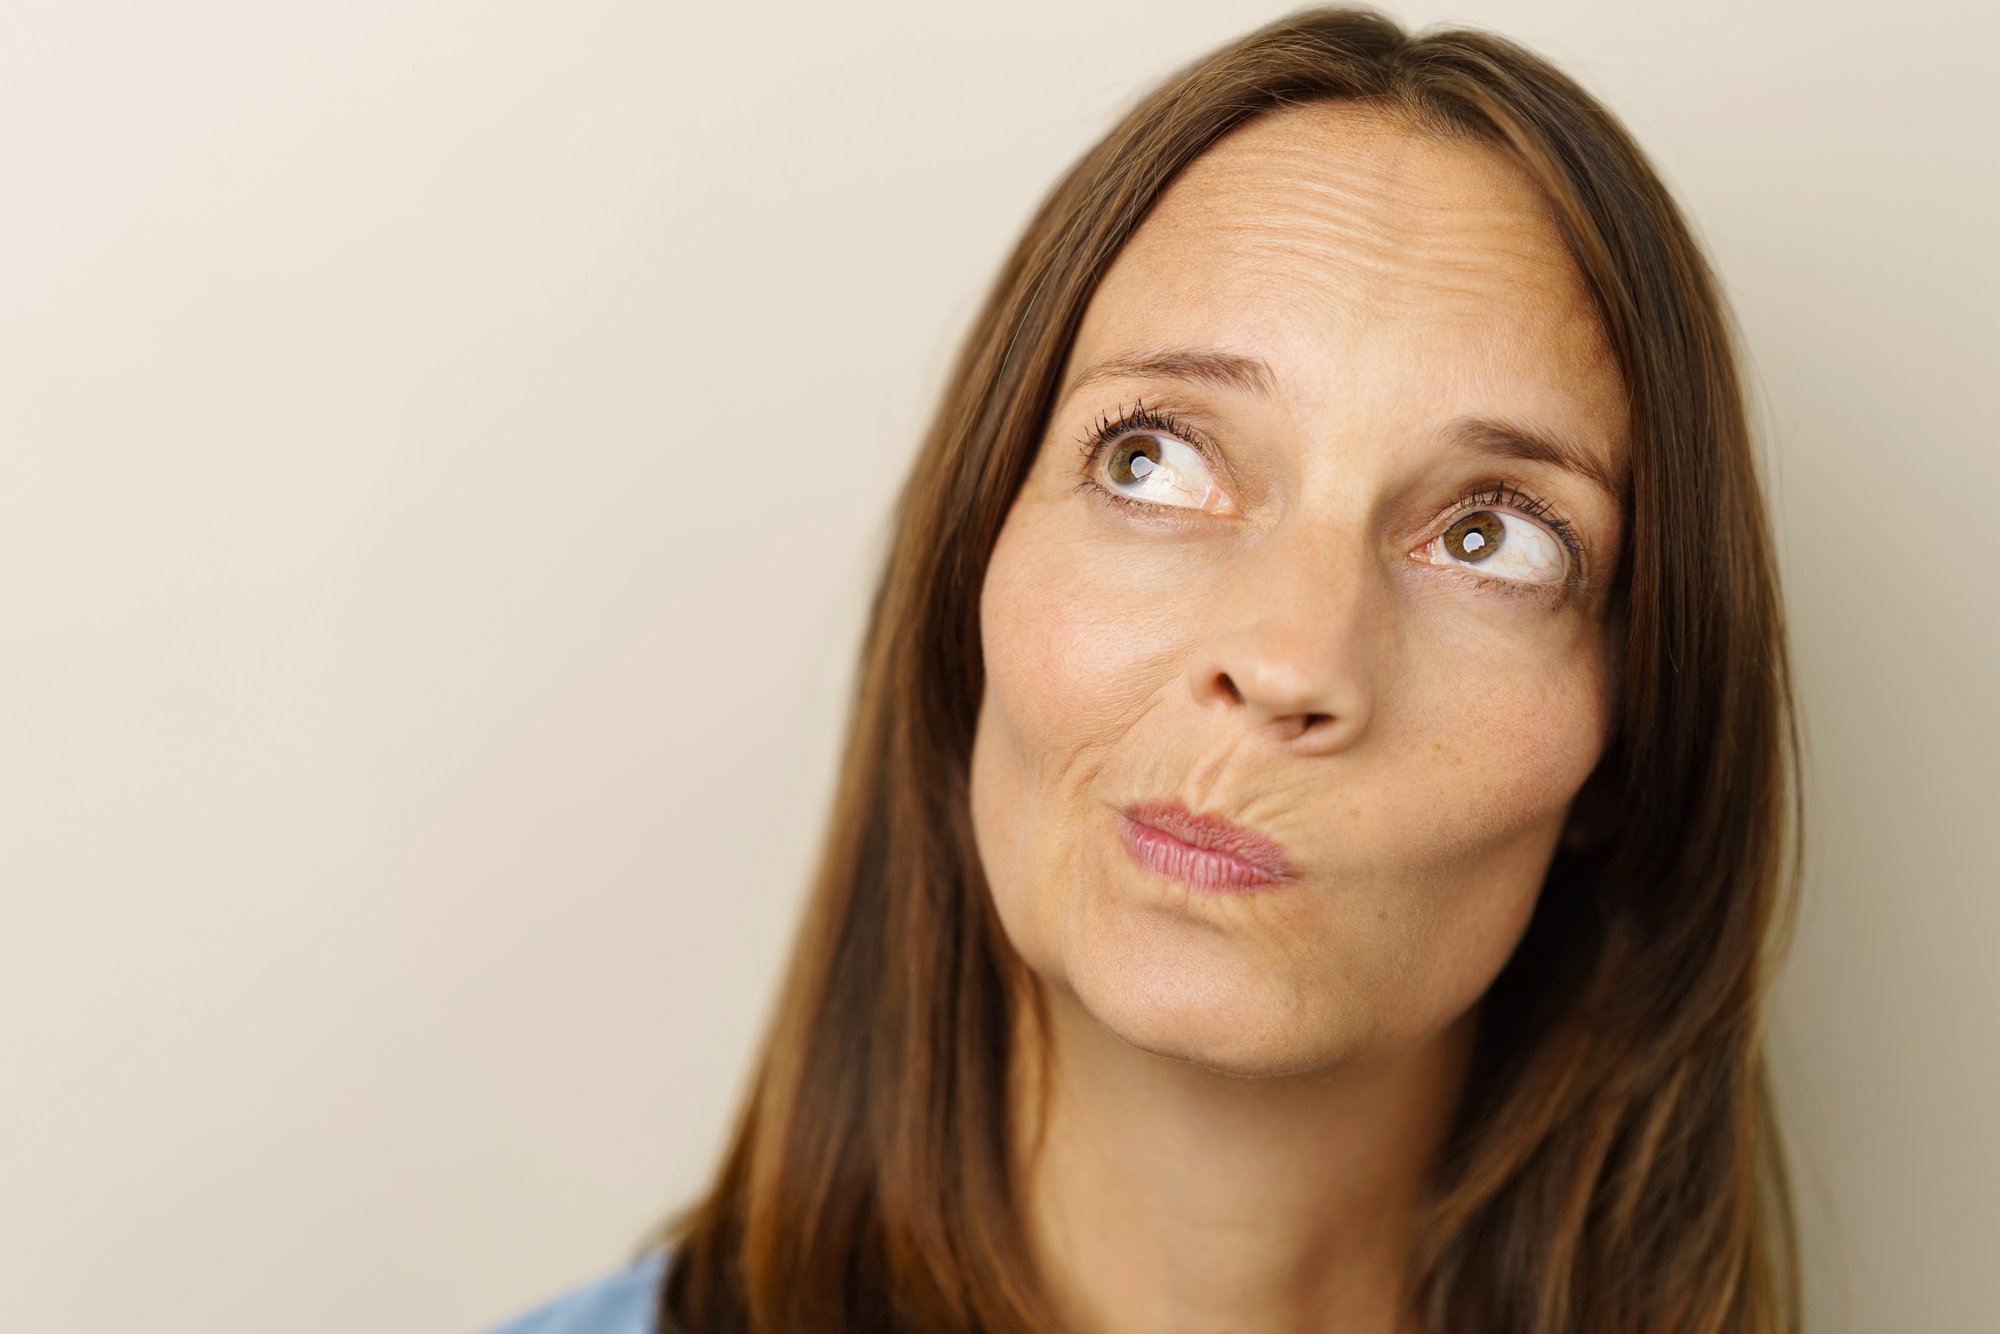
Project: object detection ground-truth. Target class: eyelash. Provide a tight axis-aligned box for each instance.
[1075,405,1586,574]
[1076,401,1204,468]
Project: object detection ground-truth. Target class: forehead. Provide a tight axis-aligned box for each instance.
[1079,104,1622,437]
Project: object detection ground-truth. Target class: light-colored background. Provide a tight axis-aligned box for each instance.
[2,1,1992,1330]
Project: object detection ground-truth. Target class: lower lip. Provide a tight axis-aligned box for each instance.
[1119,804,1294,893]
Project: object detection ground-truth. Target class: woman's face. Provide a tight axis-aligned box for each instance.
[971,105,1627,1078]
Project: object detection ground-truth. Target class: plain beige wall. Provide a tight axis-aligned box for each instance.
[2,2,1993,1330]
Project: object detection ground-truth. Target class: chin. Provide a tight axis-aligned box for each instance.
[1064,947,1357,1080]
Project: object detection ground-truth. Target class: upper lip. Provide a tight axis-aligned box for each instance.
[1121,799,1297,881]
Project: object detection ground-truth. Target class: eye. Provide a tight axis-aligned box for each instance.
[1419,509,1566,584]
[1096,430,1236,514]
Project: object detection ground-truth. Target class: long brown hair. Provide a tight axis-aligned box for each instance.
[661,10,1798,1332]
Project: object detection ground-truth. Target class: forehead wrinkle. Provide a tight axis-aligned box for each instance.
[1167,176,1573,313]
[1140,113,1584,315]
[1074,103,1626,477]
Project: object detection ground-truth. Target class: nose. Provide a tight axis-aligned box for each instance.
[1184,548,1378,753]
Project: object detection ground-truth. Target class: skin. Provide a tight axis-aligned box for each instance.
[969,105,1628,1334]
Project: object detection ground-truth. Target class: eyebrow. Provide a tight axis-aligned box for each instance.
[1446,418,1624,498]
[1065,348,1277,397]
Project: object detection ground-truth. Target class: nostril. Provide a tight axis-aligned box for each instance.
[1217,672,1245,705]
[1302,712,1335,731]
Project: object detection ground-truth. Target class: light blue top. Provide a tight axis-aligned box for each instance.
[479,1252,665,1334]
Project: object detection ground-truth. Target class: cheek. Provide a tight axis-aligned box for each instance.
[1257,613,1611,1053]
[968,514,1091,975]
[1359,620,1607,960]
[974,508,1206,802]
[970,502,1201,971]
[1381,594,1613,853]
[969,693,1042,970]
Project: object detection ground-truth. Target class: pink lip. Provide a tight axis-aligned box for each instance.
[1119,800,1296,893]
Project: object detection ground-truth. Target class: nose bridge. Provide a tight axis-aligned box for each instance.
[1187,518,1380,745]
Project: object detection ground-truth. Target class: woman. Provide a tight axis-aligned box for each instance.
[494,9,1797,1333]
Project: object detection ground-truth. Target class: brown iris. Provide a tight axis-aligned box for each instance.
[1108,435,1164,485]
[1444,511,1505,563]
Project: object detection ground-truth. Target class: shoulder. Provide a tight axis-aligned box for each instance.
[477,1252,666,1334]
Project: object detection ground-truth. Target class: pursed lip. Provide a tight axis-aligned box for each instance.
[1119,799,1297,893]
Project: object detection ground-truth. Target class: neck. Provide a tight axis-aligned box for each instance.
[1014,988,1471,1334]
